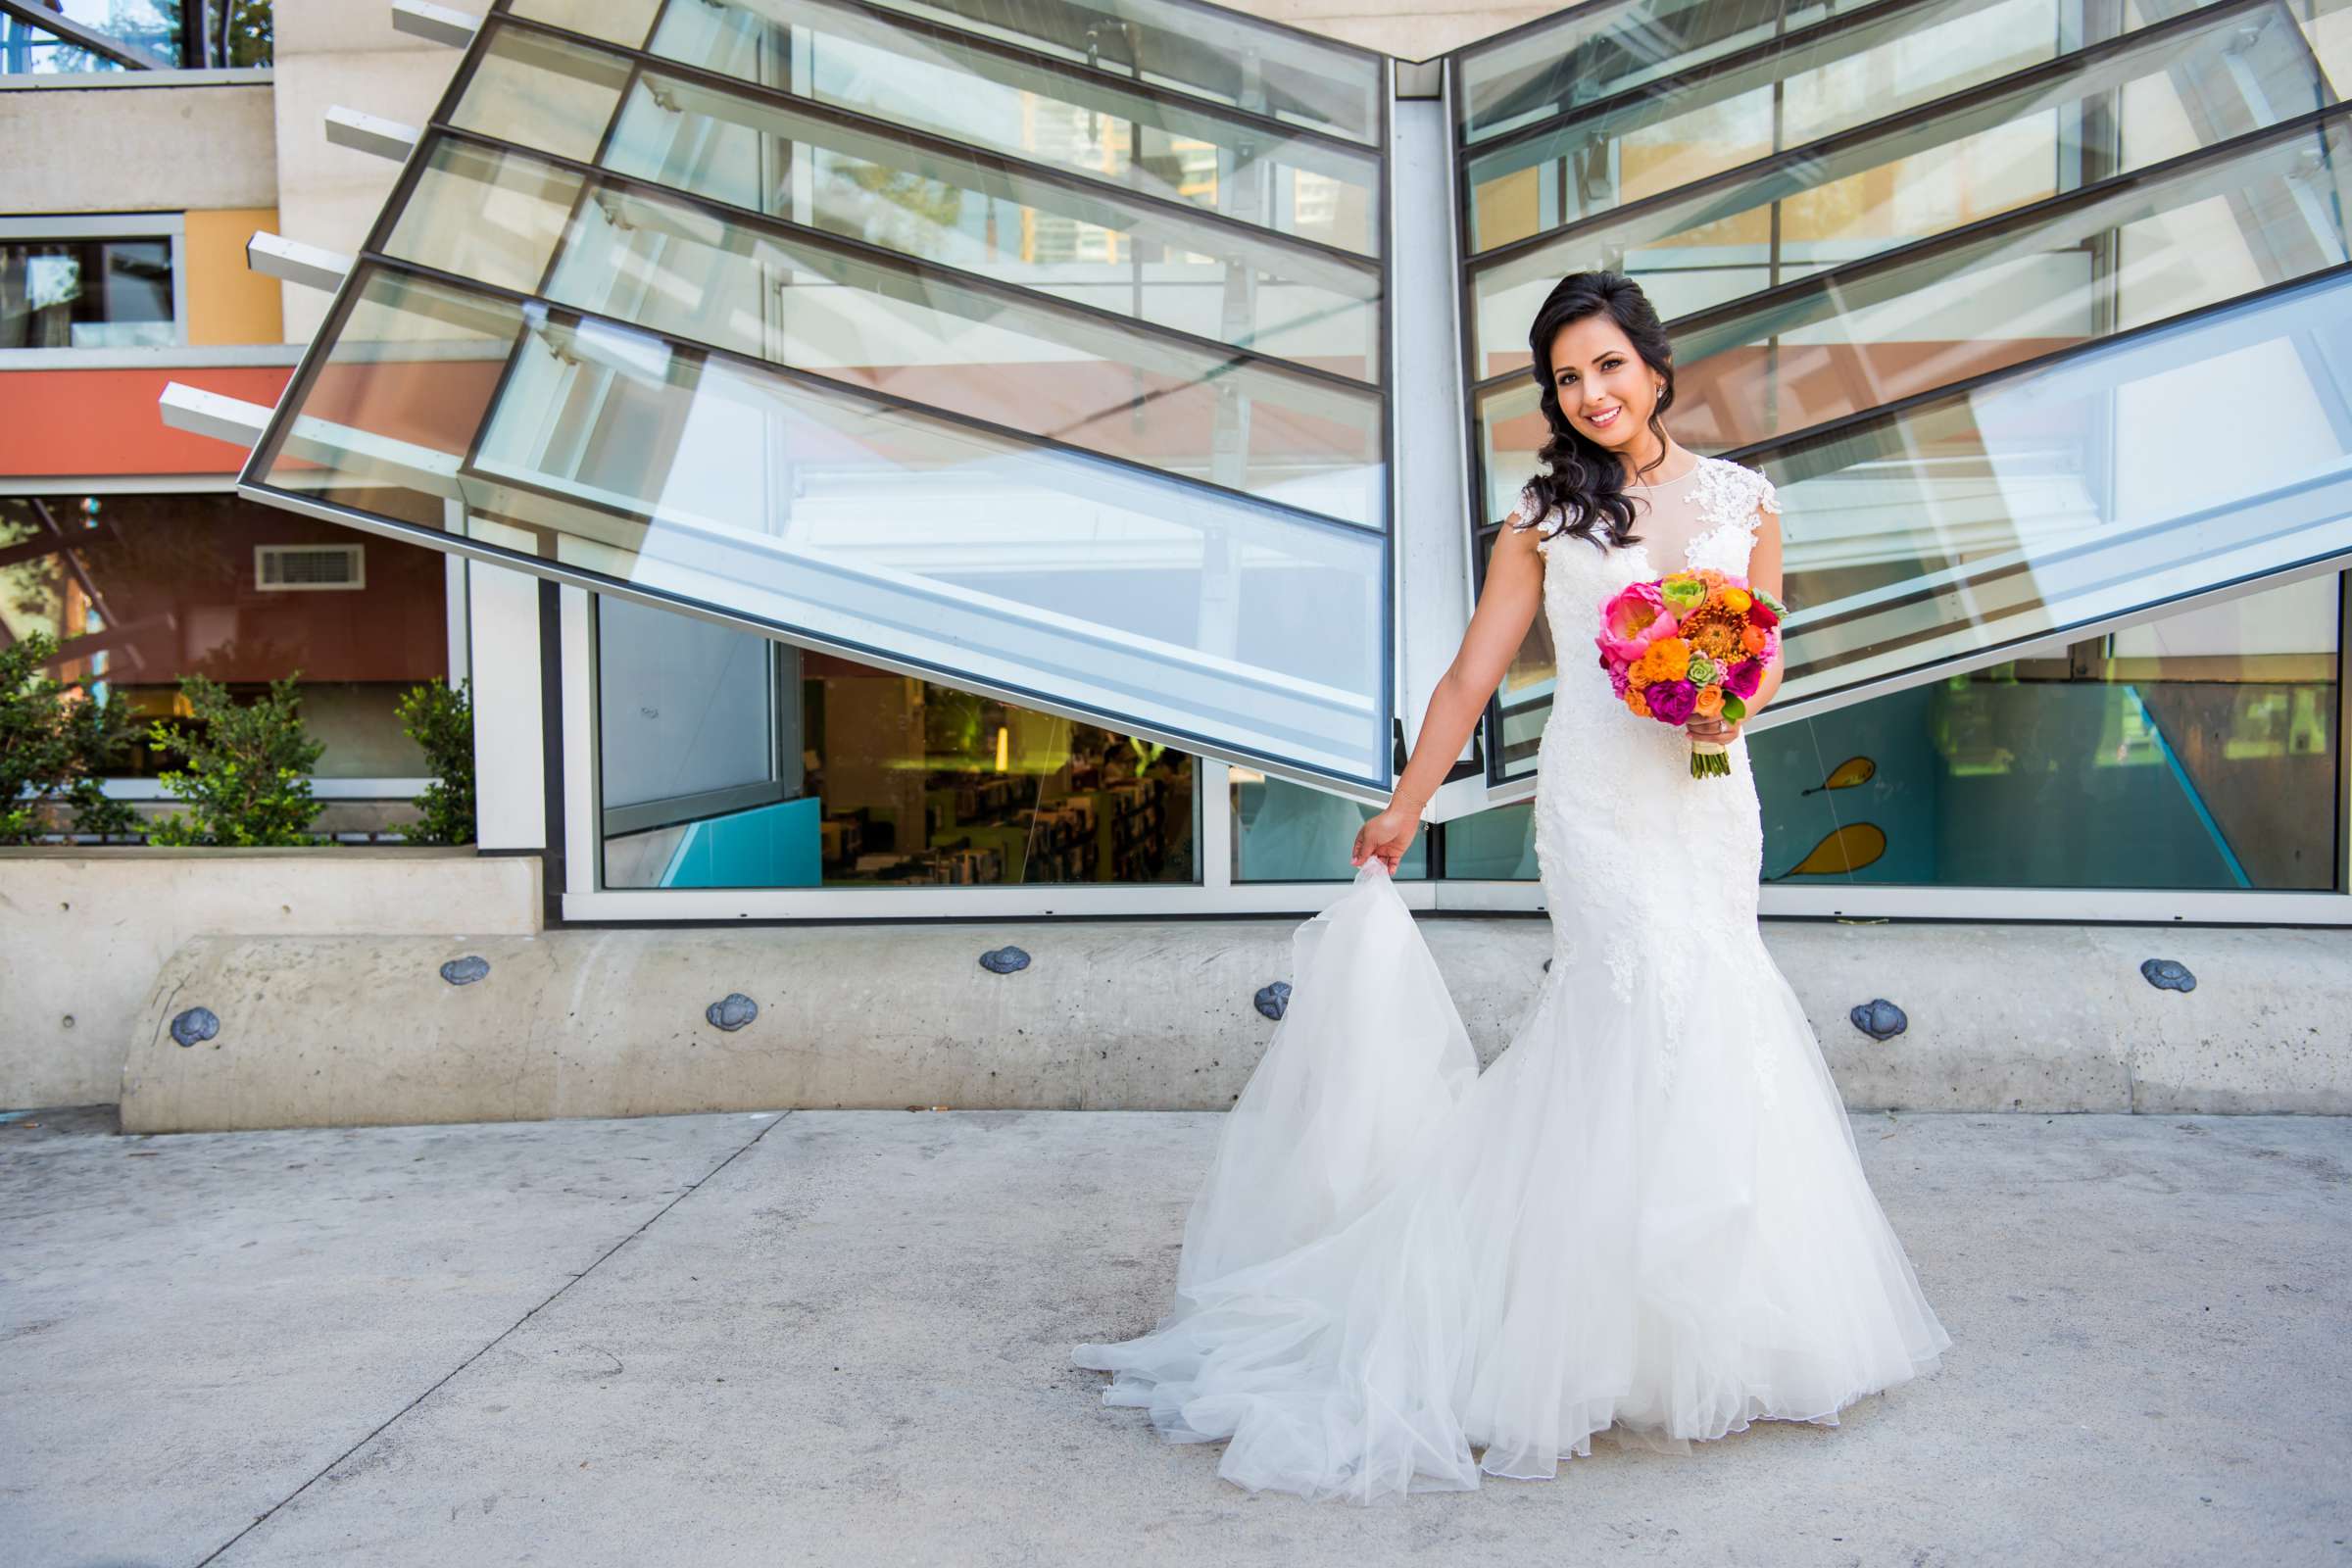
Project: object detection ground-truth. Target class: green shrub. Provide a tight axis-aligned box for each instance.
[0,631,140,844]
[144,671,327,847]
[397,676,475,846]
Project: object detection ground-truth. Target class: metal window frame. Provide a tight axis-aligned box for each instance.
[0,0,176,71]
[0,213,187,351]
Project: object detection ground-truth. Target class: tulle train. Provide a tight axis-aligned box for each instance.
[1071,861,1952,1503]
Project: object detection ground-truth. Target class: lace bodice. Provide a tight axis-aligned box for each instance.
[1501,453,1782,1105]
[1502,452,1779,578]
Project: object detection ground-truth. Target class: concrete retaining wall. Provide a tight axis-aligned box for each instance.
[115,916,2352,1133]
[0,848,540,1108]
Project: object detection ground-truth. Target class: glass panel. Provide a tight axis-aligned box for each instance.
[256,264,1393,788]
[0,492,450,780]
[1483,268,2352,784]
[1752,572,2340,890]
[854,0,1382,145]
[384,134,1386,525]
[384,138,585,296]
[595,607,1200,887]
[1765,268,2352,710]
[444,23,1381,378]
[0,237,173,348]
[1466,0,2058,253]
[0,0,177,74]
[445,21,633,163]
[1469,0,2334,376]
[509,0,665,49]
[1231,771,1428,880]
[1,16,122,74]
[1585,111,2352,451]
[1457,0,1845,145]
[1438,799,1538,879]
[550,0,1383,255]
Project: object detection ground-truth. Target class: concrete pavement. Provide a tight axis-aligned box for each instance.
[2,1105,2346,1565]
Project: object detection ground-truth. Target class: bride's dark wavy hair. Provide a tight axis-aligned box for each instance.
[1519,270,1676,553]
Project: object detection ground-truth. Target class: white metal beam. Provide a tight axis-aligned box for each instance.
[324,105,420,162]
[156,382,270,450]
[246,231,353,292]
[391,0,480,47]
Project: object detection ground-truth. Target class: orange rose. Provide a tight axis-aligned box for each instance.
[1693,685,1724,716]
[1741,624,1768,655]
[1626,688,1651,717]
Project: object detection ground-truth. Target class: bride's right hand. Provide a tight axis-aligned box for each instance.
[1351,803,1421,872]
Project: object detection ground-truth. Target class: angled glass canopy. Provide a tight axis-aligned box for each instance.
[235,0,1396,797]
[441,20,1385,376]
[1463,0,2050,254]
[1454,0,1876,146]
[1468,0,2335,377]
[384,133,1386,524]
[1480,264,2352,780]
[224,0,2352,814]
[510,0,1381,255]
[846,0,1386,145]
[1465,0,2352,790]
[252,263,1391,784]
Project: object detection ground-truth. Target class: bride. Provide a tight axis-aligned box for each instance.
[1069,270,1954,1502]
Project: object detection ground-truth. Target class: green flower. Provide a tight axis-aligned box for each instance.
[1659,576,1706,614]
[1685,652,1717,687]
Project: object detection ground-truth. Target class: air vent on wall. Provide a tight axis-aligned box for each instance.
[255,543,365,591]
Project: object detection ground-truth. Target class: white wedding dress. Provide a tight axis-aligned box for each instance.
[1071,455,1953,1502]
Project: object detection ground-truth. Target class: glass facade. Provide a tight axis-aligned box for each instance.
[596,596,1198,887]
[212,0,2352,911]
[1753,572,2341,890]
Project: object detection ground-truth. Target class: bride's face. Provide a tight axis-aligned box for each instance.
[1544,316,1664,454]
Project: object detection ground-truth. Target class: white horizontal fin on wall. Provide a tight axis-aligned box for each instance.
[246,231,353,292]
[391,0,480,47]
[324,105,420,161]
[157,382,271,449]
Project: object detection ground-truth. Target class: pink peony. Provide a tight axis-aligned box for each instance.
[1597,581,1677,663]
[1644,678,1699,724]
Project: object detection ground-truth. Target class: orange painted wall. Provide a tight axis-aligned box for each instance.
[182,208,285,346]
[0,365,293,477]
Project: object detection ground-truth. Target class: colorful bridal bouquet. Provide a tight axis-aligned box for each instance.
[1594,569,1786,779]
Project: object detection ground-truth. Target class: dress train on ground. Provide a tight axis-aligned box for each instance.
[1070,860,1952,1503]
